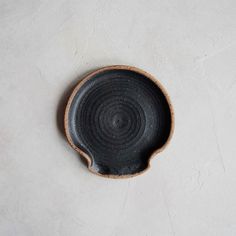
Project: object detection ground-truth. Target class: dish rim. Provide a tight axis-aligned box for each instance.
[64,65,174,179]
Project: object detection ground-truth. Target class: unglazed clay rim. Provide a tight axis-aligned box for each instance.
[64,65,174,179]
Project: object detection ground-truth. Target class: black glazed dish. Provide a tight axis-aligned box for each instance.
[64,66,174,178]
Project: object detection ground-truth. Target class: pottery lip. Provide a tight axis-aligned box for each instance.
[64,65,174,179]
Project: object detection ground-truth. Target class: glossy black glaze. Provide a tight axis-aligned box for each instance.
[67,68,172,176]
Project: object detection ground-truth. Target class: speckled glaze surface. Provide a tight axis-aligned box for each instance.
[64,66,174,178]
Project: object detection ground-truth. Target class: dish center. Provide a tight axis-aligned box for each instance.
[111,113,128,130]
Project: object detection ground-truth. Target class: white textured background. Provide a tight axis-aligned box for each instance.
[0,0,236,235]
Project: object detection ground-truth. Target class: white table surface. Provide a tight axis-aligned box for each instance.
[0,0,236,235]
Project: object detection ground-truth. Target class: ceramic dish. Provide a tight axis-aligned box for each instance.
[64,65,174,178]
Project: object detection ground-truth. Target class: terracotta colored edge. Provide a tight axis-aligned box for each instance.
[64,65,175,179]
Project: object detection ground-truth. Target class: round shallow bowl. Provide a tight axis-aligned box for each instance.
[64,65,174,178]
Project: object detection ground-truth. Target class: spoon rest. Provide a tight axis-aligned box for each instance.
[64,65,174,178]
